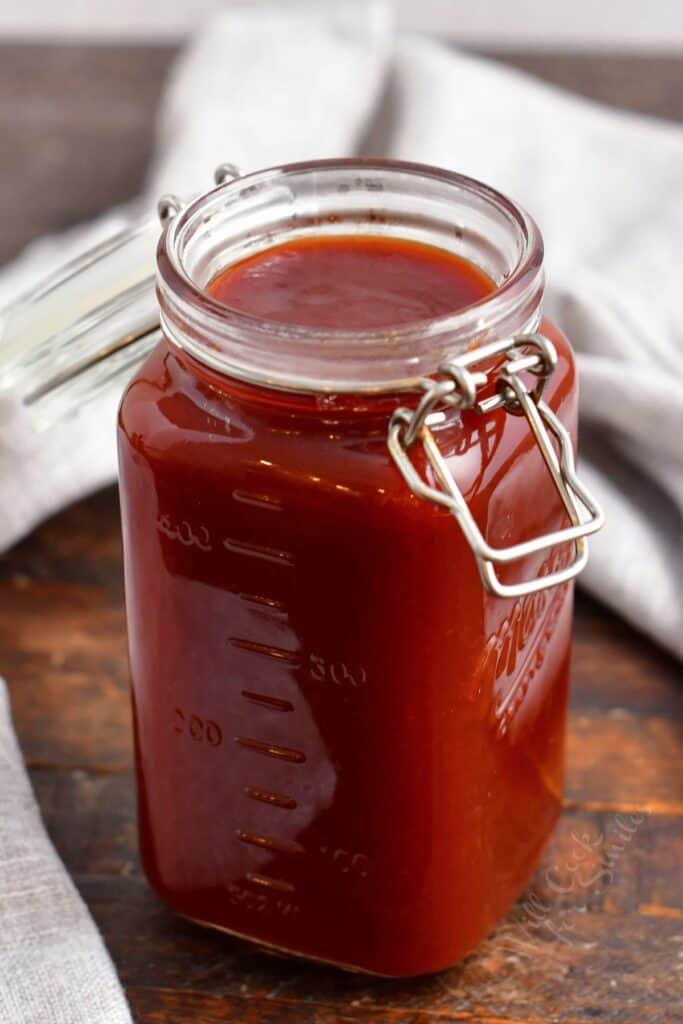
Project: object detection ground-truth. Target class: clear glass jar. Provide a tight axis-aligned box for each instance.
[116,160,598,976]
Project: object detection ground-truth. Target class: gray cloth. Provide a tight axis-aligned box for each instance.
[0,681,132,1023]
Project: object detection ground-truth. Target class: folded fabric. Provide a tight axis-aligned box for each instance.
[0,681,133,1023]
[1,4,681,672]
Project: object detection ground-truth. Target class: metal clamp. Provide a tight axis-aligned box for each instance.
[388,333,605,599]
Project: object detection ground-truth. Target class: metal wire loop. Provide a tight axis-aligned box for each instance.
[388,332,604,598]
[157,193,184,226]
[502,333,558,411]
[214,162,242,185]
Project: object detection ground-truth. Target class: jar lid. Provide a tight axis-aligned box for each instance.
[0,211,161,430]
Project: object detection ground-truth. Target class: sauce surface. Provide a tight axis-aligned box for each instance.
[207,235,495,328]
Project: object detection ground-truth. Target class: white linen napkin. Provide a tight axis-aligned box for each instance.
[1,13,681,623]
[0,681,133,1023]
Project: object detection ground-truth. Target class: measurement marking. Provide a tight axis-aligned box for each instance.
[237,830,304,855]
[223,537,294,566]
[236,737,306,763]
[241,691,294,712]
[239,593,287,613]
[246,873,296,894]
[233,489,283,511]
[245,786,298,810]
[230,637,300,665]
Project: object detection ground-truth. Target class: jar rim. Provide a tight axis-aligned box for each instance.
[157,158,544,394]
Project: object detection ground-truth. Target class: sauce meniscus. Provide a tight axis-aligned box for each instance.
[206,234,495,328]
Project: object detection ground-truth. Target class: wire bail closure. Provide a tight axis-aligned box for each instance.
[388,333,605,599]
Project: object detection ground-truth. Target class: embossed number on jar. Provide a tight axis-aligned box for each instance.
[174,708,223,746]
[309,654,366,688]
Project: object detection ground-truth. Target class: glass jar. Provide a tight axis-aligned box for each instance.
[115,160,601,977]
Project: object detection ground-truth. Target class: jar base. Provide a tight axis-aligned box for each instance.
[178,911,396,978]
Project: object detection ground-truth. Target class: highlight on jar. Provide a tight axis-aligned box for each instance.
[1,159,606,978]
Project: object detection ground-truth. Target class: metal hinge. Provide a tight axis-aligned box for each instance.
[387,333,605,598]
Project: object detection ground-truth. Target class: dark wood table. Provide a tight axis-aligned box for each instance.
[1,45,682,1024]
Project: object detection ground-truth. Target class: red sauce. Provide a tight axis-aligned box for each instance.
[118,235,575,976]
[207,235,494,327]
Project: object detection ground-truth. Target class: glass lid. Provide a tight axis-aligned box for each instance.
[0,213,160,430]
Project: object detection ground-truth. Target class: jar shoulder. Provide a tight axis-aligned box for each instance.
[118,318,577,514]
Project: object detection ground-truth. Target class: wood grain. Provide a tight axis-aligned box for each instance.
[1,45,682,1024]
[78,877,683,1022]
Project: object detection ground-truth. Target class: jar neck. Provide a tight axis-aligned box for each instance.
[157,159,544,397]
[170,343,415,424]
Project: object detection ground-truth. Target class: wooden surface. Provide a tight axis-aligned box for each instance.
[1,45,682,1024]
